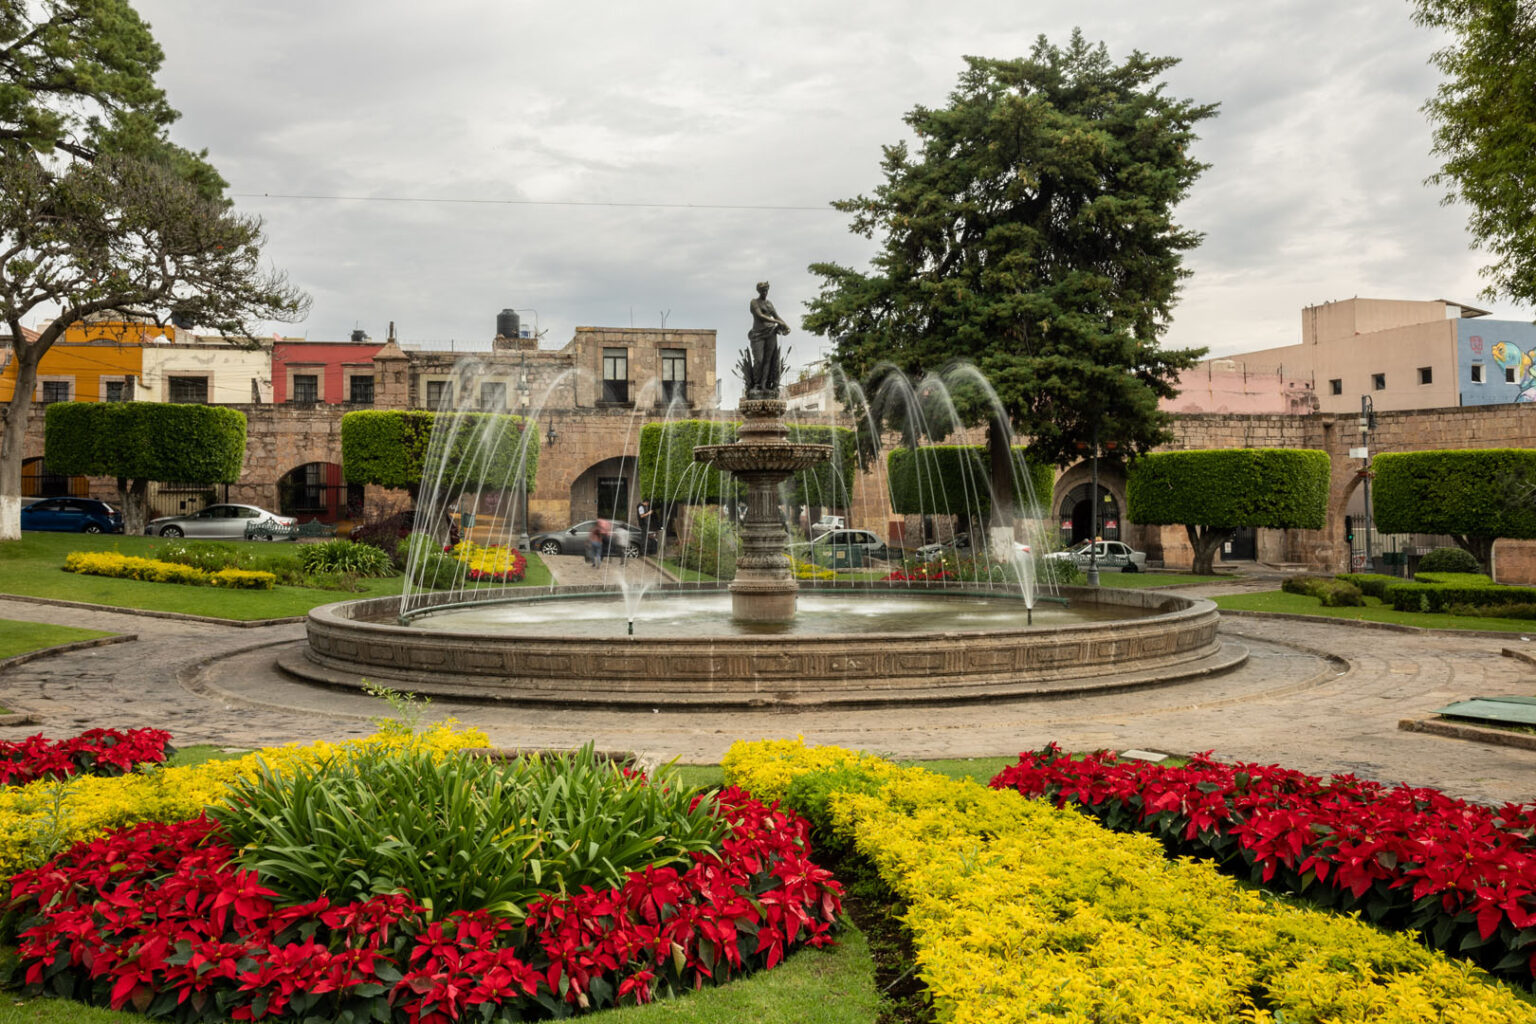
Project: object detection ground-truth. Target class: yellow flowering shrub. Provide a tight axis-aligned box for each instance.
[723,739,1536,1024]
[65,551,210,585]
[0,723,487,878]
[791,558,836,581]
[209,567,277,589]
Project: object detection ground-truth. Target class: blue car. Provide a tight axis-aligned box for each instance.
[20,497,123,534]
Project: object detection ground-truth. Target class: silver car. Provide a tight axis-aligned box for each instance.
[1046,540,1147,572]
[145,503,297,540]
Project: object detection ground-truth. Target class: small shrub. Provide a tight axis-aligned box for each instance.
[1337,573,1399,599]
[403,531,463,589]
[349,509,416,563]
[301,538,396,577]
[677,506,737,579]
[1417,546,1482,574]
[1444,602,1536,620]
[208,568,277,589]
[1282,574,1364,607]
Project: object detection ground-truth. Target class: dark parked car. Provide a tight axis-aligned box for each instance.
[530,520,658,559]
[20,497,122,534]
[144,503,296,540]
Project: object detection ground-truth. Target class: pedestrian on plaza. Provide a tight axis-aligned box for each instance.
[588,518,612,567]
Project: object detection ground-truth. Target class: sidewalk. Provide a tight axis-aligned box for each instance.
[540,552,677,588]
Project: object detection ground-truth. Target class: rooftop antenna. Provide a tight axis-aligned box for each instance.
[660,309,670,329]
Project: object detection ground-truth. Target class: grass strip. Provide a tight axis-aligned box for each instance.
[1215,589,1536,632]
[0,620,115,661]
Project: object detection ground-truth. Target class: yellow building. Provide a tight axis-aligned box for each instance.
[0,319,167,405]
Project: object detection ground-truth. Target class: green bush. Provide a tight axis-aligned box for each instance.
[403,532,462,590]
[1385,579,1536,613]
[300,539,396,578]
[209,745,727,918]
[342,410,539,492]
[677,506,737,579]
[1337,573,1400,600]
[45,401,246,484]
[886,445,1055,518]
[1281,574,1364,607]
[1417,546,1483,574]
[1415,572,1495,586]
[1444,602,1536,620]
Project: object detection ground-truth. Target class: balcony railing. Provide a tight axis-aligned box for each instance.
[659,380,688,405]
[600,379,630,405]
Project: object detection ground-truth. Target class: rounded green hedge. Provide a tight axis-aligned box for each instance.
[45,401,246,483]
[1127,448,1330,529]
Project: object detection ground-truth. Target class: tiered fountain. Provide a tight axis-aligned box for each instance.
[288,282,1241,708]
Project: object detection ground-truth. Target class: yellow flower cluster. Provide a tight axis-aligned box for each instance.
[0,723,488,879]
[63,551,277,589]
[791,558,836,581]
[723,739,1536,1024]
[454,541,522,579]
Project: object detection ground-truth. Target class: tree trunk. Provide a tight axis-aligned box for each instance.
[1451,534,1496,576]
[987,415,1014,530]
[1188,524,1236,576]
[0,342,41,541]
[119,478,150,536]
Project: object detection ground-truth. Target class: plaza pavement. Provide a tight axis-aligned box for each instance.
[1,573,1534,806]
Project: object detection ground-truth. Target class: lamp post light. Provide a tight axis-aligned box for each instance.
[1086,423,1101,587]
[516,355,532,551]
[1358,394,1376,572]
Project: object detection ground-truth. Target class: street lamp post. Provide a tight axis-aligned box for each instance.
[517,356,531,551]
[1086,423,1101,587]
[1359,395,1375,572]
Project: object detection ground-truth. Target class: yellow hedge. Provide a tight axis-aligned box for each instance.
[723,739,1536,1024]
[0,723,487,879]
[63,551,276,589]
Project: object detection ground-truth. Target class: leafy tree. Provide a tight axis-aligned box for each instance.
[805,33,1213,522]
[0,0,307,539]
[340,411,539,497]
[44,401,245,532]
[1126,449,1330,575]
[1372,448,1536,572]
[636,419,857,514]
[1413,0,1536,306]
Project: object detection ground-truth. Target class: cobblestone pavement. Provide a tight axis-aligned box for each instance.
[2,586,1534,805]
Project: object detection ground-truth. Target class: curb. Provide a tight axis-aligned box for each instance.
[1502,647,1536,670]
[1218,608,1536,641]
[0,593,304,628]
[0,633,139,725]
[1398,717,1536,752]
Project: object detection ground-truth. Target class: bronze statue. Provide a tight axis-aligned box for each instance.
[743,281,791,398]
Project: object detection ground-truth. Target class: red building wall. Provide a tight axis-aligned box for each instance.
[271,341,382,403]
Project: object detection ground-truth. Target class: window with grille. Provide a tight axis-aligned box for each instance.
[104,380,125,402]
[1417,366,1433,386]
[40,381,69,403]
[292,374,319,403]
[349,376,374,405]
[168,377,208,403]
[480,381,507,410]
[602,348,629,403]
[661,349,687,403]
[425,380,451,409]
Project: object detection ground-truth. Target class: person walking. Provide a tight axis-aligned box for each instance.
[588,518,611,568]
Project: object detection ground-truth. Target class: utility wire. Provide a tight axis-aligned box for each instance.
[231,192,835,212]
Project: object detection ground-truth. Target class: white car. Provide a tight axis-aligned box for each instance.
[145,503,297,540]
[809,514,845,538]
[1046,540,1146,572]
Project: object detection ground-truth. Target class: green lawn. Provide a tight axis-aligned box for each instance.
[0,619,115,660]
[0,534,553,621]
[1215,589,1536,632]
[657,558,720,584]
[1099,571,1225,588]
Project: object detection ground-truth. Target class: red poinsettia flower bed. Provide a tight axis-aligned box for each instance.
[10,787,841,1022]
[991,745,1536,981]
[882,565,953,582]
[0,728,174,786]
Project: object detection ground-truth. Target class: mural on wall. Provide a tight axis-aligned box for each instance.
[1461,321,1536,405]
[1491,341,1536,402]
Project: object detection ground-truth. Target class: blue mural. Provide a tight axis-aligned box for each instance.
[1457,319,1536,405]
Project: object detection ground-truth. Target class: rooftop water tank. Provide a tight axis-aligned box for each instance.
[497,308,521,339]
[351,329,367,342]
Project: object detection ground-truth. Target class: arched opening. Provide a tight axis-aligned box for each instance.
[22,456,88,498]
[569,455,640,529]
[277,462,362,522]
[1058,482,1121,546]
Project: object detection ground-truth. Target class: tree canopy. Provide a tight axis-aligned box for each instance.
[1413,0,1536,307]
[805,33,1214,482]
[1126,449,1330,574]
[44,400,246,532]
[340,411,539,495]
[0,0,306,538]
[1372,448,1536,570]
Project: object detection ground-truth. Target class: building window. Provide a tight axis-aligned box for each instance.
[1417,366,1433,386]
[292,374,319,403]
[660,349,687,404]
[425,379,451,410]
[1471,363,1485,383]
[480,381,507,410]
[1328,378,1342,396]
[104,380,125,402]
[602,348,629,403]
[168,376,208,403]
[1371,373,1386,391]
[40,381,70,404]
[348,376,374,405]
[1508,366,1518,383]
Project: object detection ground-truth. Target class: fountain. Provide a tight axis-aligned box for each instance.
[285,282,1242,708]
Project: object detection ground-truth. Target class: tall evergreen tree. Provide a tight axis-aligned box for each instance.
[805,32,1214,512]
[0,0,306,539]
[1413,0,1536,307]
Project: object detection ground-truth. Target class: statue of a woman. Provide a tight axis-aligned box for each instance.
[745,281,791,397]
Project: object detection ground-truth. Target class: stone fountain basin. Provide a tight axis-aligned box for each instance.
[282,584,1243,710]
[693,442,834,474]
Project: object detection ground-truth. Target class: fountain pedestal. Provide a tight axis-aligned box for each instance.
[694,398,833,624]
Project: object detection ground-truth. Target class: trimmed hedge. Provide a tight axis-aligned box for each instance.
[63,552,276,589]
[1384,579,1536,613]
[636,419,857,507]
[1336,572,1399,599]
[1281,574,1364,606]
[1373,449,1536,541]
[340,410,538,491]
[1417,545,1483,574]
[45,402,246,484]
[1127,448,1330,529]
[885,445,1054,517]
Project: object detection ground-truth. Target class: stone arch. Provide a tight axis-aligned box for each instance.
[276,461,361,522]
[1050,460,1129,547]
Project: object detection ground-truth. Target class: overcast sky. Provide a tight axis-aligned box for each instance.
[120,0,1523,404]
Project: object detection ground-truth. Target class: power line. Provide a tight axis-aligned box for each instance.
[231,191,836,213]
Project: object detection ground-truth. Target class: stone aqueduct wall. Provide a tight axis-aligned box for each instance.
[19,401,1536,579]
